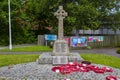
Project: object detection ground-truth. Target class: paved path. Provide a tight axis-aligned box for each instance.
[0,44,36,50]
[71,48,120,58]
[0,45,120,58]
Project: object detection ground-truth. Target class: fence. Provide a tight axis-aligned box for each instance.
[72,29,120,35]
[38,35,120,48]
[87,35,120,48]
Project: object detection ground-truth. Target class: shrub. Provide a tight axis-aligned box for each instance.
[86,46,91,49]
[116,48,120,54]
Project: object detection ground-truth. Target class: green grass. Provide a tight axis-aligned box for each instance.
[81,54,120,68]
[0,46,52,52]
[0,53,120,69]
[0,54,40,67]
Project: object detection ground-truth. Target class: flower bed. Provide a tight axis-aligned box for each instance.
[51,61,118,80]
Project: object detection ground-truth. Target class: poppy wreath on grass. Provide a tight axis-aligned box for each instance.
[51,61,117,80]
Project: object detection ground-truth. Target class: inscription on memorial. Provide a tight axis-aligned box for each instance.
[53,56,68,65]
[61,43,67,52]
[55,43,61,52]
[61,56,67,63]
[55,43,67,53]
[53,57,58,64]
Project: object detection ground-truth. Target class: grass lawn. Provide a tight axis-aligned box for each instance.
[81,54,120,68]
[0,46,52,52]
[0,54,40,67]
[0,53,120,69]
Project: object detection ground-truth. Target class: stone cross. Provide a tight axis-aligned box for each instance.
[54,6,68,39]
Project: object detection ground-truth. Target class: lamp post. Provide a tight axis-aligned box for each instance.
[8,0,12,50]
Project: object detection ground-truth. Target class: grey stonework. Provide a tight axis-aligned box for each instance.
[52,6,70,65]
[68,52,83,62]
[52,39,69,56]
[0,62,120,80]
[53,56,68,65]
[37,52,52,64]
[54,6,67,39]
[37,52,83,64]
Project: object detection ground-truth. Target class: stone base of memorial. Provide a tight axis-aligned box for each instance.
[37,40,83,65]
[37,52,52,64]
[37,52,83,64]
[52,39,69,65]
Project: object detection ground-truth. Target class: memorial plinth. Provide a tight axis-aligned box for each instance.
[37,6,83,65]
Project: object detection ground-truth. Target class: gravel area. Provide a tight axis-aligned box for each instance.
[0,62,120,80]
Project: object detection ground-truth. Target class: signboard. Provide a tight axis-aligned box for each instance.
[70,37,87,47]
[45,34,57,40]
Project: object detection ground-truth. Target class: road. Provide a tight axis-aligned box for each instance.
[71,48,120,58]
[0,45,120,58]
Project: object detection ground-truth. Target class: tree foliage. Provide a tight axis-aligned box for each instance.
[0,0,120,45]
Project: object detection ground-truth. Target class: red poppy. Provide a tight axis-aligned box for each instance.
[59,64,72,74]
[106,75,117,80]
[93,68,105,74]
[60,67,72,74]
[61,64,72,71]
[79,67,90,72]
[88,65,99,71]
[51,66,61,72]
[51,61,115,78]
[79,63,83,67]
[82,63,88,67]
[68,62,78,66]
[71,65,80,72]
[102,67,113,72]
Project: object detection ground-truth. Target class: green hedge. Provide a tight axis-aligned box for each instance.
[116,48,120,54]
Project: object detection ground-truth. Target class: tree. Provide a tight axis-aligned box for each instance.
[0,0,10,45]
[91,0,120,30]
[0,0,36,45]
[0,0,119,46]
[61,0,100,36]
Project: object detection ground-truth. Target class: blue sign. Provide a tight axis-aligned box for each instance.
[45,34,57,40]
[71,37,87,47]
[72,37,78,45]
